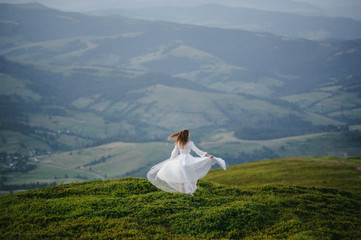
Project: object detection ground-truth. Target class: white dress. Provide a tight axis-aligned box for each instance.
[147,141,226,194]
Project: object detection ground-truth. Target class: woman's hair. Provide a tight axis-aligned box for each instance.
[168,129,189,148]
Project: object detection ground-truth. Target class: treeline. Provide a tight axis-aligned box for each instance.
[343,129,361,141]
[0,56,207,106]
[0,120,73,151]
[235,114,344,140]
[83,156,110,167]
[0,95,44,126]
[220,147,280,166]
[0,151,36,173]
[0,56,103,104]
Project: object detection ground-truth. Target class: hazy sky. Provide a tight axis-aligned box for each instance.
[1,0,361,9]
[1,0,360,19]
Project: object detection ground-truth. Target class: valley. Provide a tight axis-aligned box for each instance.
[0,3,360,191]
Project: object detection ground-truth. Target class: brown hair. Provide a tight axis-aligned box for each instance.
[168,129,189,148]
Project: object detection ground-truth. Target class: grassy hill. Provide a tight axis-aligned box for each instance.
[204,156,361,194]
[1,157,360,239]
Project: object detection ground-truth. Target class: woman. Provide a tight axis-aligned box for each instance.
[147,129,226,195]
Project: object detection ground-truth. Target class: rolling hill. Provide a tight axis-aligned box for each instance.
[1,56,340,150]
[0,157,360,239]
[204,156,361,194]
[1,3,361,98]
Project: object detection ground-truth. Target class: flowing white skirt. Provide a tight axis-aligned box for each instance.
[147,153,226,194]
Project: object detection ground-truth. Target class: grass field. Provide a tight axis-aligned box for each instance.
[0,175,360,239]
[204,156,361,194]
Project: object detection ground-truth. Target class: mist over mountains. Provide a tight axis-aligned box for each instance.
[0,2,360,186]
[93,4,361,41]
[2,0,361,20]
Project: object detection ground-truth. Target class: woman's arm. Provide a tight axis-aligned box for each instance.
[190,141,213,158]
[170,144,179,159]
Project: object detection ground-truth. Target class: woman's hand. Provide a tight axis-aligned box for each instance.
[206,153,214,158]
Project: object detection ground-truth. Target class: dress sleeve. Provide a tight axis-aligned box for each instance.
[190,141,207,157]
[170,144,179,159]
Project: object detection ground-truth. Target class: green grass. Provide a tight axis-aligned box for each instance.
[204,156,361,194]
[0,177,360,239]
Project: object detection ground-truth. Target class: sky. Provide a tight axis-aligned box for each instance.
[1,0,361,9]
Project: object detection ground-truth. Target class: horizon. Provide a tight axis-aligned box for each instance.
[0,0,360,20]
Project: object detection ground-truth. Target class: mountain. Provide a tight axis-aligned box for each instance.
[0,3,360,148]
[94,4,361,40]
[1,3,361,96]
[0,0,324,15]
[3,0,361,20]
[298,0,361,20]
[1,157,360,239]
[0,3,361,191]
